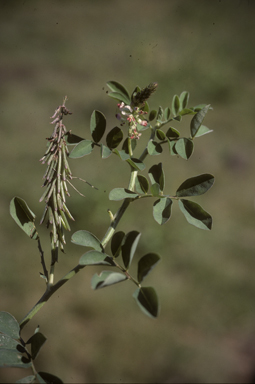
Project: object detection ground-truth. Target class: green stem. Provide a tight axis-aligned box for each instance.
[20,128,157,329]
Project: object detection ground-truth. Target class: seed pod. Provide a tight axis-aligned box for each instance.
[40,205,48,225]
[63,202,75,221]
[45,179,57,203]
[60,210,71,231]
[39,183,52,203]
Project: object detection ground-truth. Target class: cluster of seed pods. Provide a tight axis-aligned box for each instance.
[39,100,74,263]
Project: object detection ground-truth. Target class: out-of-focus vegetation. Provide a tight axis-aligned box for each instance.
[1,0,255,382]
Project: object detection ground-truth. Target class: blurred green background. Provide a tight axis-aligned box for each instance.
[1,0,255,382]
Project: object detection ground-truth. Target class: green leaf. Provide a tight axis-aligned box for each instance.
[71,230,103,251]
[167,139,178,156]
[156,129,166,141]
[135,175,149,194]
[172,95,180,116]
[16,375,36,383]
[153,197,172,225]
[164,107,171,120]
[148,140,163,155]
[175,138,194,160]
[193,104,208,111]
[37,372,63,384]
[150,183,161,197]
[0,333,20,350]
[149,110,157,121]
[156,106,164,122]
[101,144,112,159]
[166,127,180,138]
[126,158,145,171]
[148,163,165,191]
[91,271,127,290]
[179,91,189,110]
[137,253,161,283]
[10,197,38,240]
[26,332,47,360]
[109,188,139,201]
[111,231,125,257]
[107,92,130,105]
[179,108,196,116]
[0,349,31,369]
[133,287,159,318]
[106,127,123,149]
[79,250,114,266]
[0,312,20,339]
[107,81,130,103]
[121,231,141,269]
[113,149,130,161]
[190,104,211,138]
[64,132,84,145]
[90,110,106,143]
[176,174,215,197]
[195,125,213,137]
[69,140,93,158]
[178,199,212,230]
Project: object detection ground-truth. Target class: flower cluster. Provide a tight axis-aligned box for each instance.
[116,102,148,139]
[39,99,74,263]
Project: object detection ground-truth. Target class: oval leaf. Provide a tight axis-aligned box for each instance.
[107,91,130,105]
[37,372,63,384]
[126,158,145,171]
[64,132,84,145]
[176,174,215,197]
[190,104,211,138]
[178,199,212,230]
[91,271,127,290]
[106,127,123,149]
[137,253,161,283]
[148,163,165,191]
[111,231,125,258]
[0,349,32,369]
[90,110,106,143]
[148,140,163,156]
[133,287,159,318]
[79,250,114,266]
[121,231,141,269]
[153,197,172,225]
[149,109,157,121]
[109,188,139,201]
[0,312,20,339]
[69,140,93,158]
[10,197,38,240]
[16,375,36,383]
[135,175,149,194]
[166,127,180,138]
[156,129,166,141]
[71,230,103,251]
[175,138,194,160]
[179,91,189,110]
[26,332,47,360]
[195,125,213,137]
[107,81,130,102]
[172,95,180,116]
[101,144,112,159]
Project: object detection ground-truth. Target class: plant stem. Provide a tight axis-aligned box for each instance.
[20,129,156,329]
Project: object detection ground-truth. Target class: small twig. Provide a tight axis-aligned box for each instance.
[37,238,48,283]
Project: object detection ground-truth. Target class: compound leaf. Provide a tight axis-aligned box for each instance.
[121,231,141,269]
[133,287,159,318]
[178,199,212,230]
[176,174,215,197]
[10,197,38,240]
[71,230,103,251]
[91,271,127,290]
[137,253,161,283]
[79,250,114,266]
[190,104,211,138]
[69,140,93,158]
[153,197,172,225]
[90,110,106,143]
[109,188,139,201]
